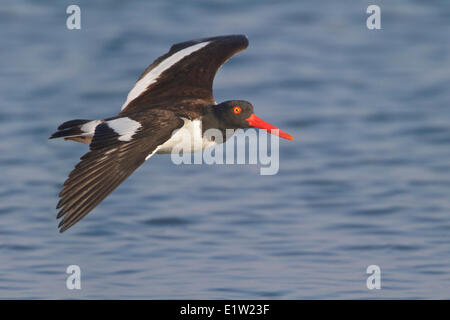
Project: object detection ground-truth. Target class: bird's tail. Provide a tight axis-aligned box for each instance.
[49,119,103,144]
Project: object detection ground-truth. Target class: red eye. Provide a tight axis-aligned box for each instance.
[233,106,242,114]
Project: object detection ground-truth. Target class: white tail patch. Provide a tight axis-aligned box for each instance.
[121,41,211,111]
[107,117,142,142]
[80,120,102,135]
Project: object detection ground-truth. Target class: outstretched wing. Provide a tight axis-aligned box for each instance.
[56,110,183,232]
[120,34,249,115]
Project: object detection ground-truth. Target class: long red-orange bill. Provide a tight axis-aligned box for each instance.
[245,114,294,140]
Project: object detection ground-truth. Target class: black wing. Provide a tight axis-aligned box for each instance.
[56,110,183,232]
[120,34,249,115]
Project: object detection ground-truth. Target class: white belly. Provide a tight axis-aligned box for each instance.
[156,119,217,154]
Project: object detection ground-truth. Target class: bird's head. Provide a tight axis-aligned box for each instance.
[215,100,293,140]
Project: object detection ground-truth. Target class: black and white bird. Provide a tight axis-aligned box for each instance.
[50,35,293,232]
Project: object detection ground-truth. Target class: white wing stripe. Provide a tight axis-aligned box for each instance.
[121,41,211,111]
[106,117,142,142]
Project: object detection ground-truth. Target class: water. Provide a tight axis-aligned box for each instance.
[0,0,450,299]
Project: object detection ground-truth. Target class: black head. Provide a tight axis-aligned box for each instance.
[214,100,254,129]
[213,100,294,140]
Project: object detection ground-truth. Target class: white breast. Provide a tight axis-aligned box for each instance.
[157,119,217,154]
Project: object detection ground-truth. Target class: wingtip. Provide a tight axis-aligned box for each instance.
[238,34,249,48]
[57,218,66,233]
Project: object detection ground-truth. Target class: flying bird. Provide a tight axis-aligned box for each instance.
[50,35,293,232]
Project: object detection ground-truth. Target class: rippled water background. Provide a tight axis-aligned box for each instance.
[0,0,449,299]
